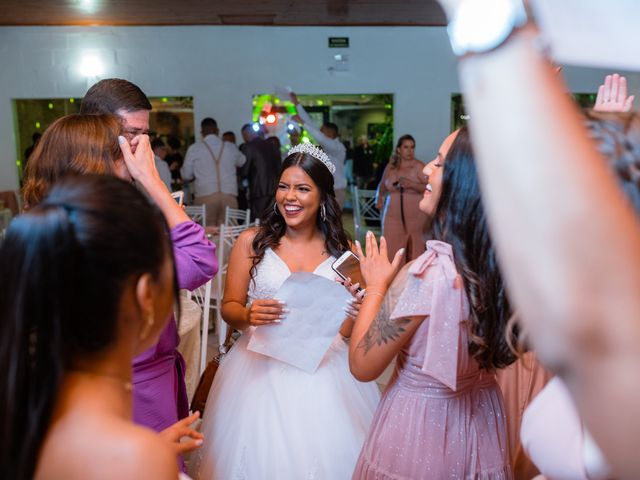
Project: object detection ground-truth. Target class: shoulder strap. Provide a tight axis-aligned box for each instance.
[202,140,225,193]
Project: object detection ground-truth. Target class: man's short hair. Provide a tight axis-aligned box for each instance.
[151,137,166,150]
[241,123,254,134]
[80,78,152,114]
[323,122,339,137]
[201,118,218,130]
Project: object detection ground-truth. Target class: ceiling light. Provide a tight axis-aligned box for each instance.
[78,54,104,78]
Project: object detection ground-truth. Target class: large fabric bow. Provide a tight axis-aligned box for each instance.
[389,240,464,391]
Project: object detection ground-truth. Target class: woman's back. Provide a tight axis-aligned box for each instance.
[0,176,181,479]
[36,395,177,480]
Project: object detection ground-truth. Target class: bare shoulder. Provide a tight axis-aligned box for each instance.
[111,426,178,480]
[87,423,177,480]
[236,227,260,252]
[36,418,177,480]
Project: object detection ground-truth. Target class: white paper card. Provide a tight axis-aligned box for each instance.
[247,272,352,373]
[531,0,640,71]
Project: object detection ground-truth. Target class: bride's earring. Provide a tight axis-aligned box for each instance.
[320,204,327,222]
[140,310,155,340]
[273,203,280,216]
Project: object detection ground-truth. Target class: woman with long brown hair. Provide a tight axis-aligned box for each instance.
[21,114,216,467]
[375,134,429,264]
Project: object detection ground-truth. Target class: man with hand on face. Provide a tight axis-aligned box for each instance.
[79,79,217,467]
[80,78,151,154]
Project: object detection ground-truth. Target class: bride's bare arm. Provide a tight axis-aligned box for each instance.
[435,1,640,474]
[221,229,285,330]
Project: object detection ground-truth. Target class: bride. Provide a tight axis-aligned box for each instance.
[193,144,380,479]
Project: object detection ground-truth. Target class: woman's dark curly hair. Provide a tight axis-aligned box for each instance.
[584,111,640,214]
[432,126,518,370]
[250,152,351,281]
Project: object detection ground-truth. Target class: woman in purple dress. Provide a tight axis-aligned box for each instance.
[348,127,515,479]
[22,114,217,454]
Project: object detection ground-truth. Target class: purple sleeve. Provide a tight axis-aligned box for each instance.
[170,221,217,290]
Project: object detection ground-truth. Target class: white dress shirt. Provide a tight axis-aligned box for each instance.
[154,155,173,191]
[181,134,246,197]
[296,105,347,190]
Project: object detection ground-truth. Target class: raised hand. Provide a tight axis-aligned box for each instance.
[159,411,204,455]
[354,231,404,294]
[118,134,161,185]
[594,74,635,112]
[246,299,287,326]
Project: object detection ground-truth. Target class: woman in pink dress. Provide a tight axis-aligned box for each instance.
[348,127,515,479]
[375,134,429,264]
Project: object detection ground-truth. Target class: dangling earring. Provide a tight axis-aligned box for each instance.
[320,203,327,222]
[273,203,280,216]
[140,311,155,340]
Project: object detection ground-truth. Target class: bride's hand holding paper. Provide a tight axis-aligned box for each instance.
[247,272,353,372]
[246,299,288,326]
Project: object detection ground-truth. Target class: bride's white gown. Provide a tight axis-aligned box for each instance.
[193,248,381,479]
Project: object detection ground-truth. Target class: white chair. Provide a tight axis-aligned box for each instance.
[185,278,213,376]
[213,223,248,347]
[351,186,382,243]
[224,206,250,227]
[185,205,206,227]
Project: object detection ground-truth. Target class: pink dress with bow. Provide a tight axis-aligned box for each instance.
[353,241,512,479]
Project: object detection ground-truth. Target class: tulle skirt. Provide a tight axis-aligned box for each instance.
[353,368,512,480]
[192,331,381,479]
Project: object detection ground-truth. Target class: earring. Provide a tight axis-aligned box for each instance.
[273,203,279,216]
[140,311,155,340]
[320,204,327,222]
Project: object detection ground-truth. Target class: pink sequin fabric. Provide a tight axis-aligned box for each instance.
[353,241,512,480]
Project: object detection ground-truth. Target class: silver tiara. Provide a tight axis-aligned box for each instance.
[288,143,336,175]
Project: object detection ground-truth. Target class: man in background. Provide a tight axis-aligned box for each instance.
[222,131,237,144]
[181,117,246,226]
[151,137,173,191]
[239,123,281,221]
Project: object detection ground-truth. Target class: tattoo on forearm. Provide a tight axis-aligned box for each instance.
[358,316,411,354]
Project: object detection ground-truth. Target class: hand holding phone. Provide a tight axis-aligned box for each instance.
[331,251,365,290]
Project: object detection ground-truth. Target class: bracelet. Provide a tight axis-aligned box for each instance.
[364,291,385,299]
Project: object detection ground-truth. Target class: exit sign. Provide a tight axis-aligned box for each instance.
[329,37,349,48]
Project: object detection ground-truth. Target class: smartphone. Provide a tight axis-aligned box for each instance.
[171,190,184,207]
[331,251,365,289]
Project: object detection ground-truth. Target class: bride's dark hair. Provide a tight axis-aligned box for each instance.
[251,152,350,281]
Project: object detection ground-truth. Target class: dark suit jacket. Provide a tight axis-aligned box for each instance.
[240,138,282,200]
